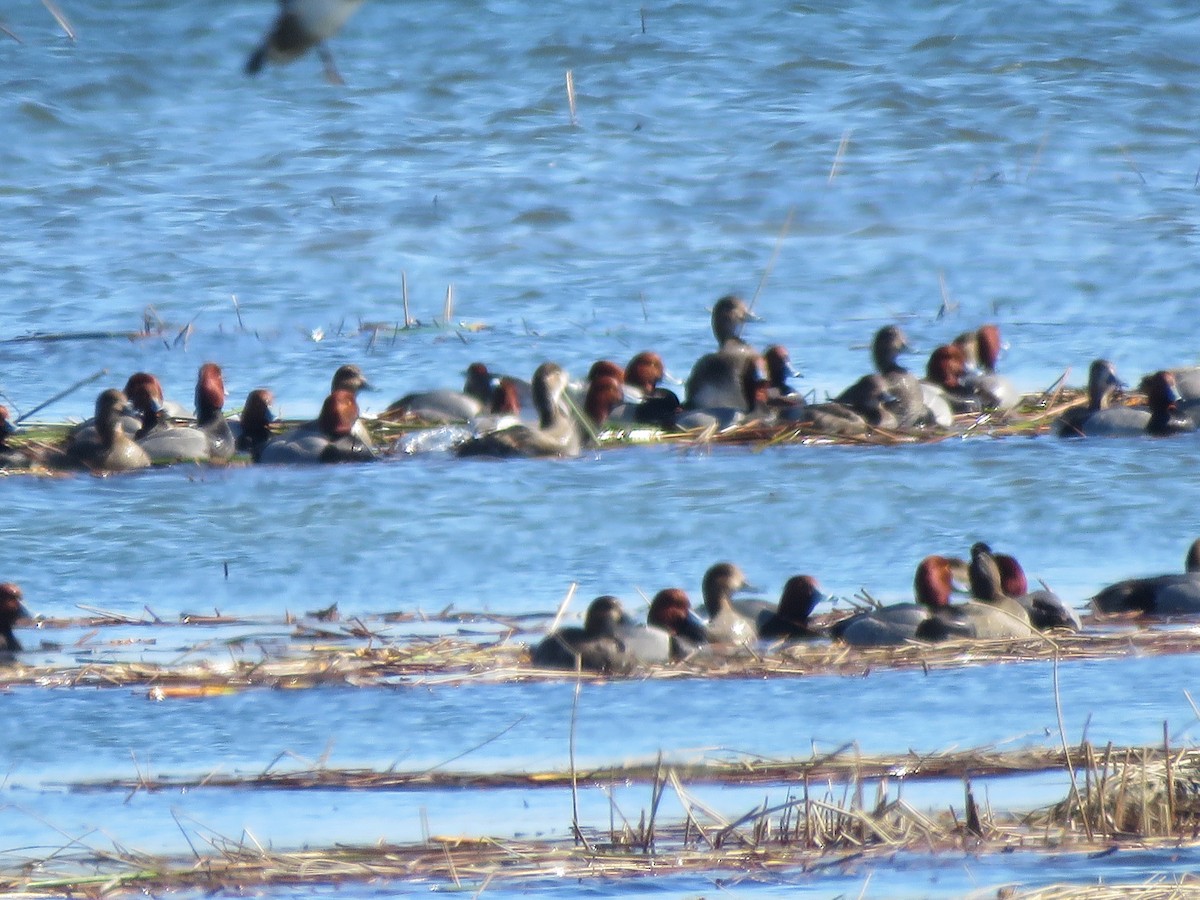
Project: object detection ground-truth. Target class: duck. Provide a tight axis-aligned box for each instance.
[620,351,681,428]
[582,375,625,431]
[786,374,899,434]
[65,389,151,472]
[762,345,803,405]
[830,555,955,646]
[916,542,1035,641]
[1090,539,1200,616]
[137,363,235,464]
[233,389,279,462]
[530,595,637,673]
[954,323,1020,413]
[259,389,377,464]
[923,344,980,416]
[698,562,761,645]
[1056,359,1130,438]
[684,295,760,413]
[385,362,498,424]
[603,589,711,666]
[455,362,581,458]
[1065,370,1190,438]
[838,326,927,427]
[0,407,33,469]
[245,0,366,84]
[757,575,828,641]
[122,371,168,439]
[0,583,29,654]
[992,551,1081,631]
[644,588,709,659]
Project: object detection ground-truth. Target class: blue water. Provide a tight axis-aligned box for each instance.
[4,0,1200,895]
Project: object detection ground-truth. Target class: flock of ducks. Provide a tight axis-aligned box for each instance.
[2,540,1196,669]
[531,540,1200,674]
[1,291,1196,474]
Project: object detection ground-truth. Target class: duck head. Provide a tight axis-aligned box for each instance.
[914,556,954,610]
[711,295,758,345]
[701,561,754,617]
[872,326,910,375]
[584,375,623,427]
[625,352,665,394]
[776,575,827,623]
[648,588,708,644]
[195,363,227,422]
[530,362,570,429]
[331,364,373,395]
[583,595,634,636]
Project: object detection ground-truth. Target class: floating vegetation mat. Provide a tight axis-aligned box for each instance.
[4,612,1200,691]
[10,741,1200,898]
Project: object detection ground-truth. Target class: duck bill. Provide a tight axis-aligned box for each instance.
[15,603,30,621]
[677,611,710,644]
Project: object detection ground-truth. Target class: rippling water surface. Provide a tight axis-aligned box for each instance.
[4,0,1200,895]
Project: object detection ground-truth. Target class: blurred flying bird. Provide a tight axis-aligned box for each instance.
[245,0,366,85]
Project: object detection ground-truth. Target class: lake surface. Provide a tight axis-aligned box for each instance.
[4,0,1200,895]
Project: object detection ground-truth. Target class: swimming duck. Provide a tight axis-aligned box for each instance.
[620,351,681,427]
[386,362,500,424]
[65,389,151,472]
[1056,360,1129,437]
[137,363,235,463]
[583,375,624,431]
[233,389,279,462]
[831,555,955,646]
[923,344,980,416]
[259,390,377,464]
[530,595,636,673]
[838,326,927,427]
[787,374,899,434]
[699,562,761,645]
[757,575,828,641]
[1090,539,1200,616]
[684,295,760,412]
[953,324,1020,413]
[992,551,1081,631]
[456,362,581,458]
[245,0,366,84]
[916,542,1035,641]
[0,583,29,654]
[644,588,709,659]
[0,407,33,469]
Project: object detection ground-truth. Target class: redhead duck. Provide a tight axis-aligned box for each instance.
[122,372,167,438]
[0,583,29,654]
[831,555,955,646]
[583,375,624,431]
[137,363,234,463]
[757,575,828,641]
[0,407,33,469]
[386,362,500,424]
[923,344,979,416]
[1090,539,1200,616]
[993,551,1081,631]
[456,362,581,458]
[916,543,1035,641]
[259,390,377,464]
[761,344,804,409]
[699,562,760,645]
[531,595,636,673]
[621,351,681,427]
[233,389,278,462]
[645,588,709,658]
[245,0,366,83]
[684,295,760,412]
[65,389,151,472]
[838,326,926,427]
[602,589,710,667]
[961,324,1020,413]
